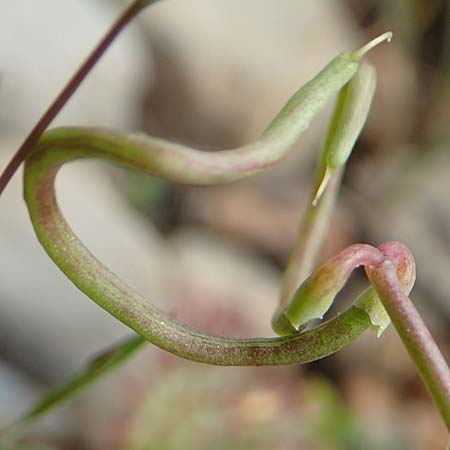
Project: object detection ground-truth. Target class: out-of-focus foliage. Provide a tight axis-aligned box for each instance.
[122,366,403,450]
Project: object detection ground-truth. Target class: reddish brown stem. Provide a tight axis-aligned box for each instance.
[366,261,450,430]
[0,0,156,195]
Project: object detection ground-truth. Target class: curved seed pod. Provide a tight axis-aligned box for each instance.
[5,4,448,427]
[273,241,416,337]
[23,134,373,367]
[22,33,393,366]
[28,40,363,190]
[5,0,448,429]
[310,32,392,205]
[272,244,385,336]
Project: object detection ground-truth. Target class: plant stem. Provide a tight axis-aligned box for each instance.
[279,166,343,310]
[366,260,450,431]
[0,335,145,440]
[278,103,344,311]
[0,0,158,196]
[278,61,377,314]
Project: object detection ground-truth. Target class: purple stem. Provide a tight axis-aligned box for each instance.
[366,260,450,431]
[0,0,156,196]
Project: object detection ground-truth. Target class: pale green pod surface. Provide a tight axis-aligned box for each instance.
[354,286,390,337]
[263,52,359,145]
[325,61,377,170]
[284,274,340,333]
[274,264,355,336]
[265,31,391,150]
[310,33,392,205]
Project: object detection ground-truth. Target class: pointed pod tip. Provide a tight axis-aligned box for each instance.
[312,166,333,207]
[352,31,393,60]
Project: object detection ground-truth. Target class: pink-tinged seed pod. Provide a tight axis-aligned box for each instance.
[273,241,416,337]
[273,244,385,335]
[20,26,396,369]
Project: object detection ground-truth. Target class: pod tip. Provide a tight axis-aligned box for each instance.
[352,31,393,60]
[312,166,333,207]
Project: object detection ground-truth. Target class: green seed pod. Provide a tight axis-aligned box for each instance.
[263,32,391,151]
[22,32,393,366]
[312,61,377,205]
[311,31,392,205]
[325,61,377,170]
[273,244,385,336]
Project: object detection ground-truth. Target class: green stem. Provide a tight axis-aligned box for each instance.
[278,163,343,312]
[277,77,350,310]
[366,261,450,431]
[278,75,349,308]
[0,335,146,439]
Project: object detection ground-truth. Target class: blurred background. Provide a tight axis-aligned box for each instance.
[0,1,449,449]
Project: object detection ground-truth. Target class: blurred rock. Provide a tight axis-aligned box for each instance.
[352,145,450,320]
[362,36,417,150]
[181,184,357,263]
[0,0,151,135]
[0,360,40,424]
[0,359,74,446]
[344,368,448,450]
[167,227,281,337]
